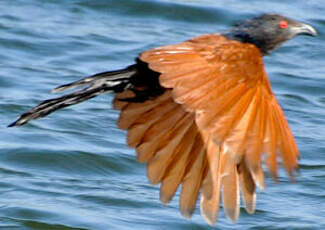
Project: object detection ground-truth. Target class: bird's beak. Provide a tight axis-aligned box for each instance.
[291,22,318,37]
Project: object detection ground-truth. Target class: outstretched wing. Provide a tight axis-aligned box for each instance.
[140,33,299,177]
[8,32,300,225]
[135,34,299,224]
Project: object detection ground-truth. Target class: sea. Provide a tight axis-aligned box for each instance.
[1,0,324,229]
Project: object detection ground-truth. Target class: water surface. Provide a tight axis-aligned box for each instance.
[1,0,325,229]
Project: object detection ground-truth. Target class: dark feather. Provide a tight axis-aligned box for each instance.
[8,67,136,127]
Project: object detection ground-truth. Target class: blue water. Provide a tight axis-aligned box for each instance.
[1,0,325,229]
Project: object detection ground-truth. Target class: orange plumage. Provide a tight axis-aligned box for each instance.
[9,14,317,225]
[114,35,299,224]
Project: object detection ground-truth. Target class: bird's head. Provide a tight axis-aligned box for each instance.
[225,14,317,55]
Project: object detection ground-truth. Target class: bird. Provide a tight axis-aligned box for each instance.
[9,14,317,225]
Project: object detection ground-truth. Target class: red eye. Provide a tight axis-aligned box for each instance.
[280,20,288,29]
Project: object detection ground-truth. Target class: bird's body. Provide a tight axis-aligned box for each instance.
[9,14,317,225]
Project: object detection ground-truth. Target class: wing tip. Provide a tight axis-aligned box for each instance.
[224,207,240,223]
[180,207,194,219]
[256,180,265,190]
[160,192,172,204]
[200,197,219,226]
[201,212,218,226]
[243,192,256,214]
[250,169,265,190]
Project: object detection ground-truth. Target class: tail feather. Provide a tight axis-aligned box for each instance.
[52,66,136,93]
[8,67,136,127]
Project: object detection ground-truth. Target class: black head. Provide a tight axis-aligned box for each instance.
[224,14,317,55]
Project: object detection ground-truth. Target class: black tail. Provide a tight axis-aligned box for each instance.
[8,65,136,127]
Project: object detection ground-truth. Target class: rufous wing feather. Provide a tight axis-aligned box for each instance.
[140,33,299,181]
[238,158,256,214]
[200,133,223,225]
[221,151,240,223]
[112,34,301,225]
[115,91,211,218]
[137,33,299,224]
[179,134,207,218]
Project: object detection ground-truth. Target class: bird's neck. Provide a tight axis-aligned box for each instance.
[222,30,275,55]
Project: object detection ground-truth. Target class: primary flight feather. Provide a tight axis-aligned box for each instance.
[9,14,317,225]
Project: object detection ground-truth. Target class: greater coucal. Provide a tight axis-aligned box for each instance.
[9,14,317,225]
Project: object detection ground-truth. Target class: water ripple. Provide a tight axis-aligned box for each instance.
[1,0,325,229]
